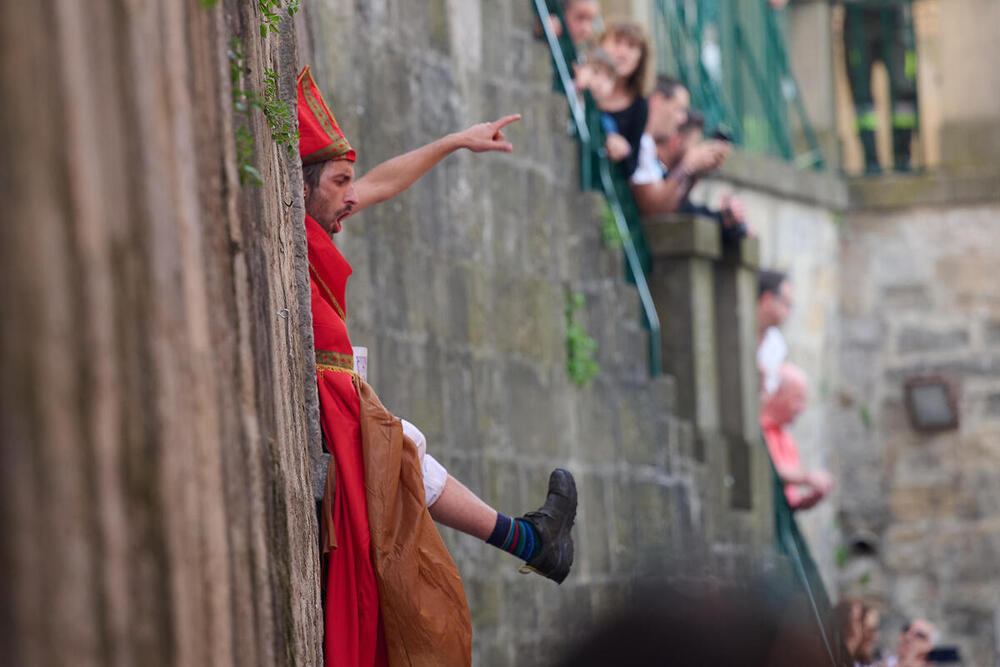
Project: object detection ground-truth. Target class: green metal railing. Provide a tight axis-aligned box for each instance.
[533,0,662,378]
[653,0,825,169]
[772,461,841,666]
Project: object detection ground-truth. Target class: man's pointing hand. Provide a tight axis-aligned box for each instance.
[456,114,521,153]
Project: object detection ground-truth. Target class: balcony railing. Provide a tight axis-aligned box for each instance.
[653,0,825,169]
[532,0,662,378]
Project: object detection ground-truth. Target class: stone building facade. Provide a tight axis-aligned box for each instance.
[299,0,1000,663]
[2,0,996,664]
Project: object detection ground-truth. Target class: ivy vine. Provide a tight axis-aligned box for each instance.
[227,38,299,186]
[565,291,600,387]
[257,0,301,37]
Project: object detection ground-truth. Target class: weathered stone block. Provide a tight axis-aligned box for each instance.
[986,320,1000,346]
[897,326,970,354]
[507,362,572,459]
[575,472,613,576]
[573,379,621,464]
[889,482,958,521]
[881,284,932,311]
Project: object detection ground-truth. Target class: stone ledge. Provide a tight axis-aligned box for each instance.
[709,147,1000,212]
[714,149,850,210]
[642,215,721,260]
[847,169,1000,211]
[721,235,760,271]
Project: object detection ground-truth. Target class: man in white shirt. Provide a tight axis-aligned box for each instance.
[757,270,793,397]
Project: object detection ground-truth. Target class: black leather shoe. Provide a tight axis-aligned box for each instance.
[520,468,577,584]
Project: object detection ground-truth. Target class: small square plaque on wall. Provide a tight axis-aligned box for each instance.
[903,375,960,432]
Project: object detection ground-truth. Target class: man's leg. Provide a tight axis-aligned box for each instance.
[886,4,918,171]
[429,471,577,585]
[401,418,577,583]
[427,475,497,540]
[844,6,880,173]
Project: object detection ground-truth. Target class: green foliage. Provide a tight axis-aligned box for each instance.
[599,202,623,249]
[228,38,245,92]
[235,126,263,186]
[859,404,872,431]
[227,38,298,186]
[260,68,298,157]
[565,292,600,387]
[201,0,219,7]
[258,0,300,36]
[834,544,848,570]
[228,40,258,186]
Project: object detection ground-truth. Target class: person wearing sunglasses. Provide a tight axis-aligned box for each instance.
[884,618,938,667]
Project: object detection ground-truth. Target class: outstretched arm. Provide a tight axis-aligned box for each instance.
[352,114,521,214]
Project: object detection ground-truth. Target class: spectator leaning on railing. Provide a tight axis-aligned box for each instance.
[884,619,938,667]
[659,110,750,246]
[760,363,836,511]
[757,269,793,397]
[629,75,689,190]
[629,77,747,245]
[594,20,651,178]
[535,0,602,52]
[630,76,730,216]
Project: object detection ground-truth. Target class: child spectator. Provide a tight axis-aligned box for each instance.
[574,48,620,136]
[595,20,651,177]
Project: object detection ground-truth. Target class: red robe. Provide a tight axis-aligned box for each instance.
[307,214,389,667]
[308,214,471,667]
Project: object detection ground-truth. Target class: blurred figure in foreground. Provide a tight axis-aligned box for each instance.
[856,604,881,666]
[836,598,865,664]
[553,581,834,667]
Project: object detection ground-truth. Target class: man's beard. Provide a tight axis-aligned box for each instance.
[329,205,353,234]
[305,192,352,235]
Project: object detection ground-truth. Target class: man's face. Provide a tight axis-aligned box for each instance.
[304,160,359,235]
[897,619,936,659]
[648,87,691,145]
[772,379,807,424]
[565,0,600,45]
[656,127,701,170]
[760,280,793,330]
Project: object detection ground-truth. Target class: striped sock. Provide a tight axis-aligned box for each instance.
[486,513,541,562]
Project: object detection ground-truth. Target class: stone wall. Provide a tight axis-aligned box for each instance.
[0,1,321,664]
[833,197,1000,666]
[302,1,777,663]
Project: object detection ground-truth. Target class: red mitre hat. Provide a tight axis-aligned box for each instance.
[297,65,356,164]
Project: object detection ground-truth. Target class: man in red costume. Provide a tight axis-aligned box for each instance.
[297,66,577,666]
